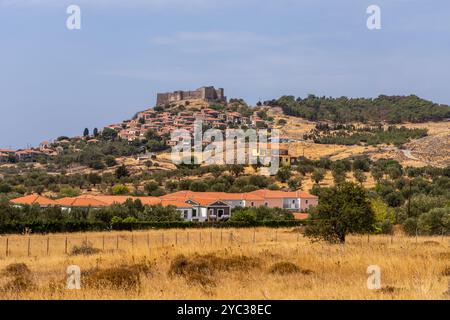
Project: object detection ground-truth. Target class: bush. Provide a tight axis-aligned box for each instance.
[70,240,101,256]
[268,262,312,275]
[1,262,34,292]
[85,266,141,290]
[112,184,129,195]
[417,207,450,235]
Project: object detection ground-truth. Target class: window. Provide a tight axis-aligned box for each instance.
[251,202,254,207]
[265,202,268,206]
[292,200,295,204]
[305,200,309,205]
[218,209,224,217]
[183,210,188,219]
[192,209,197,217]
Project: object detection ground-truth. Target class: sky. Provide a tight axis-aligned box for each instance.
[1,0,449,148]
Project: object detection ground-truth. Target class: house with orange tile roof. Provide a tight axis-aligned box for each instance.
[161,189,318,212]
[10,189,318,221]
[0,152,10,163]
[248,189,318,210]
[55,197,109,210]
[10,194,59,207]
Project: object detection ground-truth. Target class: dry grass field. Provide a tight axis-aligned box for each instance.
[0,228,449,300]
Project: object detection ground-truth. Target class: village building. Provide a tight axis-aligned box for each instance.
[10,189,319,222]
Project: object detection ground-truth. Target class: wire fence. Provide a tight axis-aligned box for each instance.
[0,229,448,258]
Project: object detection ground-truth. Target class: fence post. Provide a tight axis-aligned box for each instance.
[131,233,134,250]
[161,233,164,246]
[220,231,223,244]
[199,232,202,243]
[116,235,119,250]
[415,228,418,244]
[229,232,233,244]
[5,238,9,257]
[367,234,370,244]
[187,232,189,243]
[65,237,68,254]
[175,232,178,245]
[28,237,31,257]
[102,235,105,250]
[147,233,150,250]
[210,231,213,245]
[275,229,278,242]
[253,229,256,244]
[46,237,50,256]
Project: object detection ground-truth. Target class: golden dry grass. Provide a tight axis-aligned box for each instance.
[0,228,449,300]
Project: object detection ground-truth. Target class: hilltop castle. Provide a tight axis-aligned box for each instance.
[156,86,226,106]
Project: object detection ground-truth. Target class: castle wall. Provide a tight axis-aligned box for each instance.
[156,86,226,106]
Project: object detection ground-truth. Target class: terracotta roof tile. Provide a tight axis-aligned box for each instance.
[11,194,59,206]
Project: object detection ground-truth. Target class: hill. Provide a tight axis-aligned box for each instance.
[266,94,450,124]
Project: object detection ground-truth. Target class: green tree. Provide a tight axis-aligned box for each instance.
[115,165,130,179]
[228,164,244,177]
[418,207,450,235]
[287,177,302,190]
[353,170,367,186]
[102,128,118,141]
[144,181,159,195]
[105,156,117,167]
[87,173,102,186]
[83,128,89,137]
[305,182,376,243]
[276,167,291,183]
[311,168,326,185]
[371,198,395,234]
[112,184,129,195]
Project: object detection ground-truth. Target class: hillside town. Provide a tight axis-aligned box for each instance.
[105,86,274,143]
[0,86,278,164]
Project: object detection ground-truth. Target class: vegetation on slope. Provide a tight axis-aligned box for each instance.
[268,94,450,123]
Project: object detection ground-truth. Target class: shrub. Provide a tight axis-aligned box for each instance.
[112,184,129,195]
[85,267,141,290]
[2,263,31,277]
[268,262,312,275]
[1,263,34,292]
[70,240,101,256]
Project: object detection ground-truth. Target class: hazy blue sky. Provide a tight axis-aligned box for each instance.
[1,0,449,148]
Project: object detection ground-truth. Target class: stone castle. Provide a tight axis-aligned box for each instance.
[156,86,226,106]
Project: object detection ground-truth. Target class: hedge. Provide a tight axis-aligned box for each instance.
[111,220,306,231]
[0,220,306,234]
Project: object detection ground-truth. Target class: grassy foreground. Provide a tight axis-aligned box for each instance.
[0,228,449,300]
